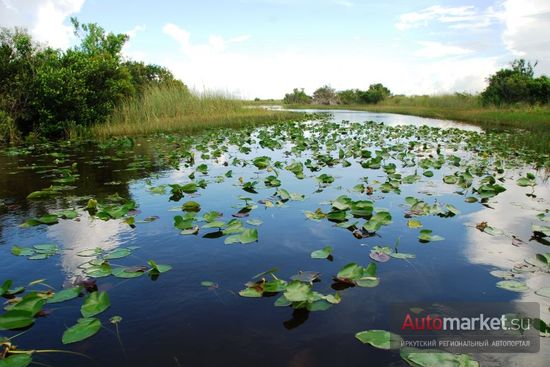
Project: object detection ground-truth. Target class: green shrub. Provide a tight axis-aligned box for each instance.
[481,59,550,106]
[0,18,184,139]
[283,88,312,104]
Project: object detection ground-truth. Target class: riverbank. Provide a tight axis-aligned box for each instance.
[74,86,305,138]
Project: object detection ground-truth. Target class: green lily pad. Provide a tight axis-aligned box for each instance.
[496,280,529,292]
[0,310,35,330]
[0,354,32,367]
[62,318,102,344]
[81,291,110,317]
[224,228,258,244]
[355,329,402,350]
[148,259,172,274]
[47,287,82,304]
[418,229,445,242]
[311,246,333,259]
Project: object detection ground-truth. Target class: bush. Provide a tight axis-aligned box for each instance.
[481,59,550,106]
[334,84,392,105]
[0,18,185,139]
[313,85,338,105]
[283,88,312,104]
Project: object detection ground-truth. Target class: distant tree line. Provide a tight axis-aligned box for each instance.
[283,83,391,105]
[0,18,187,141]
[283,59,550,107]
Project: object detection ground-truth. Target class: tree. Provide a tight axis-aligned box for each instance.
[0,18,189,139]
[283,88,312,104]
[313,85,338,105]
[337,89,361,104]
[124,61,187,96]
[359,83,391,104]
[481,59,550,106]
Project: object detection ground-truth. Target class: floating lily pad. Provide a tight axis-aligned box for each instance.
[311,246,333,259]
[0,354,32,367]
[355,329,402,350]
[418,229,445,243]
[62,318,102,344]
[224,228,258,244]
[47,287,82,304]
[496,280,528,292]
[81,291,110,318]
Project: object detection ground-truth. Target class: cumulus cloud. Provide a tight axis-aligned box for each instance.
[500,0,550,74]
[162,23,251,57]
[159,24,498,98]
[0,0,85,49]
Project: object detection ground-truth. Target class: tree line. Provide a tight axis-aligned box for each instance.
[283,83,391,105]
[283,59,550,107]
[0,18,187,141]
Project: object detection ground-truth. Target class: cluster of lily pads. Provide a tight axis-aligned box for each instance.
[1,113,549,366]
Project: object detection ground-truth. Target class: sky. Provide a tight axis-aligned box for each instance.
[1,0,549,99]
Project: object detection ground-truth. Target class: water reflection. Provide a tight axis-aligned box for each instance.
[463,173,550,367]
[273,106,484,132]
[46,212,133,281]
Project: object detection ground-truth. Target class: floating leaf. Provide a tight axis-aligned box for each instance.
[81,291,110,317]
[496,280,528,292]
[62,318,101,344]
[407,219,422,228]
[0,310,34,330]
[311,246,333,259]
[400,349,479,367]
[0,354,32,367]
[355,329,402,350]
[224,228,258,244]
[148,259,172,274]
[47,287,82,304]
[418,229,445,242]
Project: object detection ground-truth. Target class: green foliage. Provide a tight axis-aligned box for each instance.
[313,84,338,105]
[0,19,184,139]
[283,88,312,104]
[337,84,391,104]
[481,59,550,106]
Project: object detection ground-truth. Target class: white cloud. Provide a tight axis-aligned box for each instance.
[125,24,146,39]
[396,5,498,31]
[0,0,85,49]
[162,23,251,57]
[158,25,498,99]
[500,0,550,74]
[414,41,473,58]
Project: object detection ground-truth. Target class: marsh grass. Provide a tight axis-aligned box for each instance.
[88,85,302,138]
[284,94,550,153]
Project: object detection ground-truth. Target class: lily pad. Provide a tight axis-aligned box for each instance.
[496,280,528,292]
[311,246,333,259]
[62,318,102,344]
[355,329,402,350]
[47,287,82,304]
[81,291,110,317]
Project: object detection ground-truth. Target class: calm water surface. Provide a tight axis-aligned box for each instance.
[0,110,548,367]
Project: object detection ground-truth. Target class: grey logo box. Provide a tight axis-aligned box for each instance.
[389,302,540,353]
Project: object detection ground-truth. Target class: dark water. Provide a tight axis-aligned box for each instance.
[0,110,548,367]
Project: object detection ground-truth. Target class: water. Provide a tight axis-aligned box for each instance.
[0,110,548,367]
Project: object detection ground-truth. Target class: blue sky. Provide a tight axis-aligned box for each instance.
[1,0,549,98]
